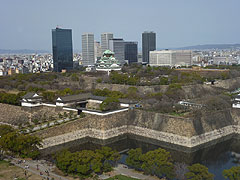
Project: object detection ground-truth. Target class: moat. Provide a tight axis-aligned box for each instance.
[41,134,240,180]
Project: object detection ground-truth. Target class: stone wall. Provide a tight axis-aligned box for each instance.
[41,124,240,151]
[95,83,225,100]
[0,103,29,126]
[0,103,67,126]
[33,111,129,139]
[35,108,240,151]
[214,77,240,90]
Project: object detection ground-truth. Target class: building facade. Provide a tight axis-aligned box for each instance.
[82,33,95,66]
[149,50,192,67]
[94,41,102,61]
[109,38,125,64]
[52,27,73,72]
[142,31,156,63]
[124,41,138,64]
[101,32,113,53]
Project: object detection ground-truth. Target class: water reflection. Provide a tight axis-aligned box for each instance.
[41,134,240,180]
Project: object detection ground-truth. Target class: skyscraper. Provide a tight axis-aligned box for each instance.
[124,41,138,64]
[52,27,73,72]
[94,41,102,61]
[101,32,113,53]
[142,31,156,63]
[82,33,94,66]
[109,38,125,64]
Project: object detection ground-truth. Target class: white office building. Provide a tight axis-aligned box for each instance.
[101,32,113,53]
[149,50,192,67]
[82,33,95,66]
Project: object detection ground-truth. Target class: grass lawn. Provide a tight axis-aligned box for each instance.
[106,174,140,180]
[0,160,42,180]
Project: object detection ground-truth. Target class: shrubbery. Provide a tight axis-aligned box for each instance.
[0,125,41,159]
[126,148,175,179]
[93,88,126,99]
[100,97,120,111]
[0,91,26,105]
[55,147,120,178]
[110,71,139,85]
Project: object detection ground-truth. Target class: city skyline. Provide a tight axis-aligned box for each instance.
[1,0,240,51]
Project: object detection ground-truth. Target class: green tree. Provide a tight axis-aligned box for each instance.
[55,150,74,175]
[93,147,120,173]
[55,147,120,177]
[0,127,41,159]
[141,148,175,179]
[126,148,143,170]
[0,92,22,105]
[222,166,240,180]
[73,150,95,176]
[99,97,120,111]
[185,163,214,180]
[0,125,15,137]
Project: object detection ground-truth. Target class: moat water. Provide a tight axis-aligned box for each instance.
[42,134,240,180]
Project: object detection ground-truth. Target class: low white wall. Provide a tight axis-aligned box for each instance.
[21,102,42,107]
[82,108,129,116]
[42,103,56,107]
[63,107,78,112]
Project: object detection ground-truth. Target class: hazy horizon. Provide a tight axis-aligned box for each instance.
[1,0,240,51]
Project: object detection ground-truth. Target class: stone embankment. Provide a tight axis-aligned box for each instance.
[41,124,240,150]
[39,108,240,151]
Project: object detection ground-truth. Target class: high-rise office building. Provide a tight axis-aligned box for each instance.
[109,38,125,64]
[124,41,138,64]
[82,33,94,66]
[101,32,113,53]
[94,41,102,61]
[142,31,156,63]
[52,27,73,72]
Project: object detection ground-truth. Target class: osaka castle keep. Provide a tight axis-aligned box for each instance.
[95,50,121,71]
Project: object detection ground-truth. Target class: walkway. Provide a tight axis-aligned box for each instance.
[5,156,69,180]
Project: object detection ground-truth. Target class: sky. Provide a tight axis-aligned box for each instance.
[0,0,240,51]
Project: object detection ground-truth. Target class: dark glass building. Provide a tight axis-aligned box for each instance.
[124,41,138,64]
[52,27,73,72]
[142,31,156,63]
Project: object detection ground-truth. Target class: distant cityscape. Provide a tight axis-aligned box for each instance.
[0,27,240,75]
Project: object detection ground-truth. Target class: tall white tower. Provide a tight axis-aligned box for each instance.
[82,33,94,65]
[101,32,113,53]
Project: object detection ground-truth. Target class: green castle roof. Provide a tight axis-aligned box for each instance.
[103,49,114,55]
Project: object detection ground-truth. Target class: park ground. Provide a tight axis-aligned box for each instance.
[0,160,42,180]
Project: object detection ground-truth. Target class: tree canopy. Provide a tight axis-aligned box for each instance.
[100,97,120,111]
[185,163,214,180]
[126,148,175,179]
[55,146,120,178]
[222,166,240,180]
[0,125,41,159]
